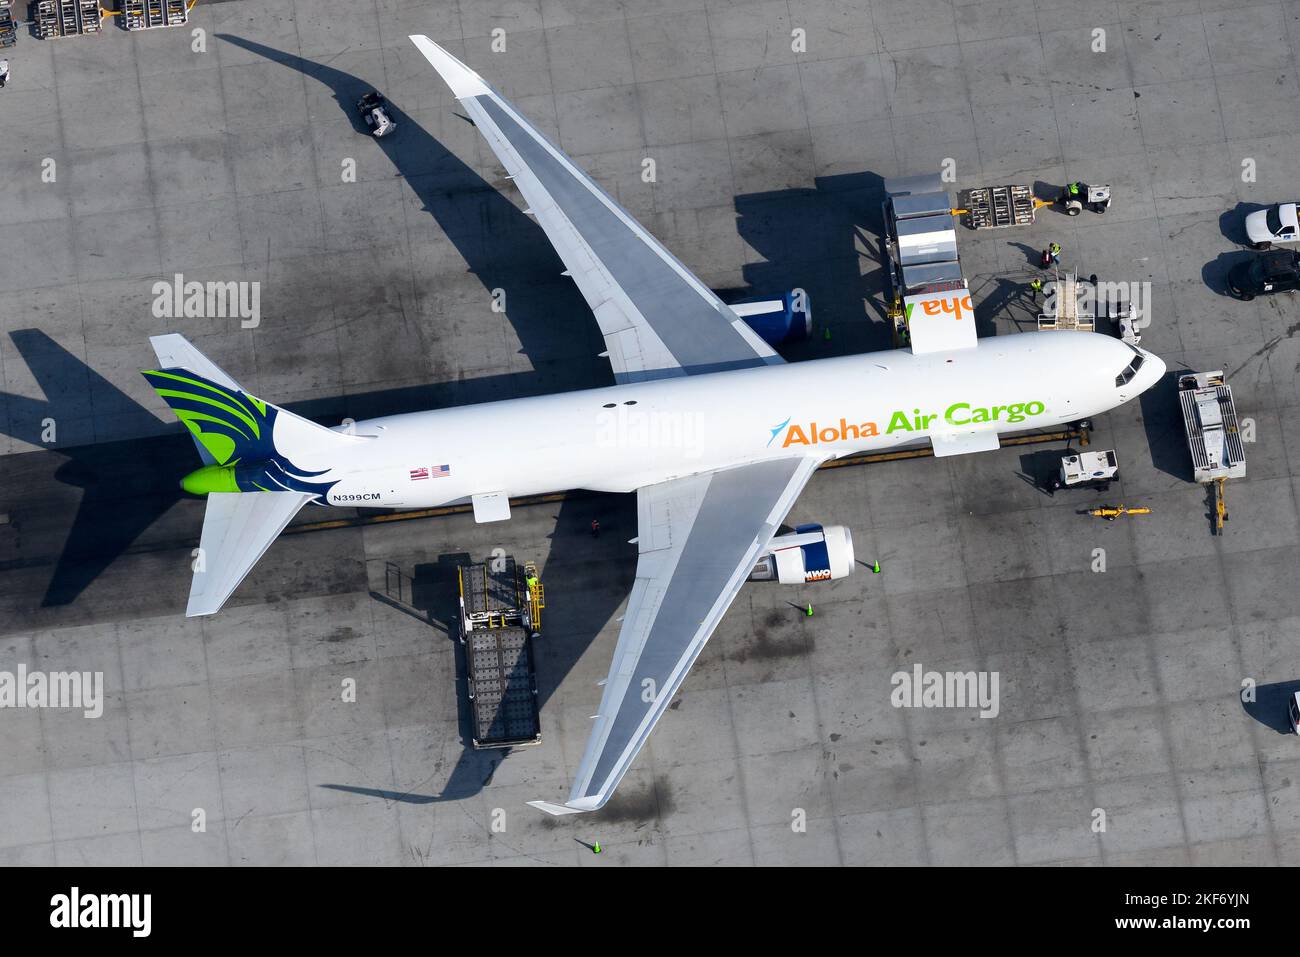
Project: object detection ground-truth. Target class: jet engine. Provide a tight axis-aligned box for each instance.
[748,523,855,584]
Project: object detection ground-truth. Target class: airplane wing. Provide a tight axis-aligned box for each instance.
[527,455,823,815]
[410,35,783,384]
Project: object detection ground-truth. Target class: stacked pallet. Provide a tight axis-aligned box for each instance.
[0,1,16,48]
[960,185,1035,229]
[32,0,101,37]
[122,0,187,30]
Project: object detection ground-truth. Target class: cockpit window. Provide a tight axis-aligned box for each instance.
[1115,353,1144,387]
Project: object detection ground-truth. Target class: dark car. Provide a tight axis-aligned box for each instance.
[1227,249,1300,300]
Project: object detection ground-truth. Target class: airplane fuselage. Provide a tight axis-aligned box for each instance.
[301,331,1163,510]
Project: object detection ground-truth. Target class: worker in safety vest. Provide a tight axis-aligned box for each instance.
[1028,277,1044,301]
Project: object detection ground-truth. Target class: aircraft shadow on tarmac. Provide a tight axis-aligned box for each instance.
[217,33,610,395]
[731,174,1049,348]
[1138,366,1195,485]
[339,498,637,805]
[0,328,640,806]
[729,171,896,354]
[0,330,188,610]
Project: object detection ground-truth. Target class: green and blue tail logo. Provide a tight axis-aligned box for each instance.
[142,368,275,466]
[143,368,336,498]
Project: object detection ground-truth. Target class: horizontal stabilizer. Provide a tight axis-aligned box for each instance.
[188,491,314,617]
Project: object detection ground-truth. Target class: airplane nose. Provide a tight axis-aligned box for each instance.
[1144,351,1167,387]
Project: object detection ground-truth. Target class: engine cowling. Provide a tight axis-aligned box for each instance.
[748,523,854,584]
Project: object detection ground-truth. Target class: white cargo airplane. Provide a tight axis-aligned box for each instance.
[141,36,1166,815]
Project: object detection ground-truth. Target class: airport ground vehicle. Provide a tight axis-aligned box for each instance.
[457,558,543,749]
[1227,249,1300,300]
[1245,202,1299,249]
[1046,449,1118,493]
[953,180,1110,231]
[357,91,395,137]
[1179,371,1246,533]
[1058,182,1110,215]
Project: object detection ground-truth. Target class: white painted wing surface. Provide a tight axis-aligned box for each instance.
[409,35,783,384]
[528,455,824,814]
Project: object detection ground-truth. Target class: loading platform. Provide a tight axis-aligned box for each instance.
[458,558,544,749]
[958,184,1037,229]
[121,0,188,31]
[0,1,16,48]
[32,0,101,38]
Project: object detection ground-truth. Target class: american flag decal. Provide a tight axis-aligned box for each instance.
[409,465,450,481]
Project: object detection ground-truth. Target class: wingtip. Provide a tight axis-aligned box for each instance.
[408,34,491,98]
[526,799,586,817]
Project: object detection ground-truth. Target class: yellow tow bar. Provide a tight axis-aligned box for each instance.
[1213,477,1229,533]
[1087,504,1153,521]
